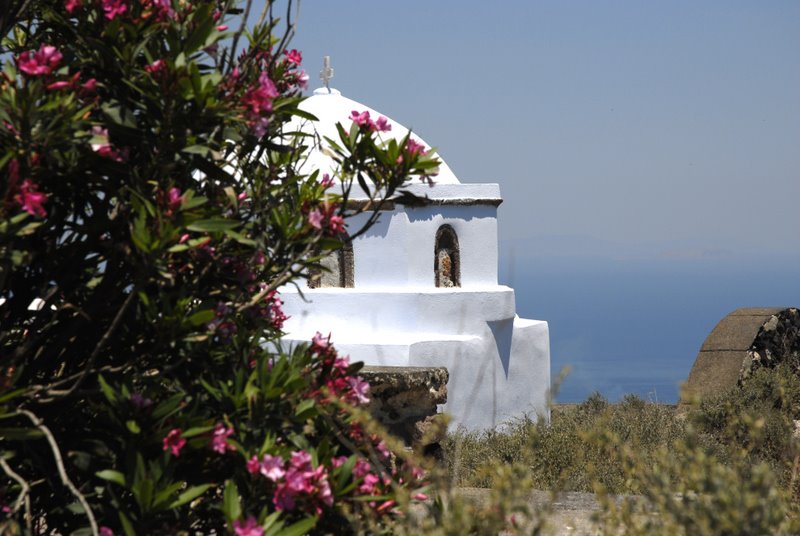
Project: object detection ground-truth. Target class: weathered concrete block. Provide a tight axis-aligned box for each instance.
[360,366,448,446]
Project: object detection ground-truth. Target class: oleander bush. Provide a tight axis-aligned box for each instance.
[0,1,440,534]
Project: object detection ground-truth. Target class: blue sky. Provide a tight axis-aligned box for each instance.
[285,1,800,262]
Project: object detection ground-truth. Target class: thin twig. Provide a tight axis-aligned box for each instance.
[15,409,98,536]
[0,457,32,533]
[227,0,254,73]
[44,288,137,399]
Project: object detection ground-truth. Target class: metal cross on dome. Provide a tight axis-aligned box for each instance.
[319,56,334,92]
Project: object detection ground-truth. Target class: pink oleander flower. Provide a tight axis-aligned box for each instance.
[285,49,302,65]
[273,451,333,513]
[332,355,350,375]
[99,527,114,536]
[102,0,127,20]
[350,110,372,128]
[375,440,391,460]
[210,423,235,454]
[246,455,261,475]
[145,59,166,76]
[15,179,48,218]
[406,138,427,155]
[216,24,228,31]
[307,209,323,230]
[65,0,81,12]
[17,45,63,77]
[46,80,70,90]
[311,331,331,353]
[374,116,391,133]
[328,214,345,235]
[347,376,370,405]
[358,473,380,495]
[320,173,334,188]
[260,454,286,481]
[353,458,371,479]
[167,187,183,212]
[295,70,309,89]
[81,78,97,92]
[377,499,397,512]
[331,455,348,468]
[233,516,263,536]
[242,72,279,115]
[266,290,287,329]
[162,428,186,456]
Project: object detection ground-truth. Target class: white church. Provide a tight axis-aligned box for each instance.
[280,63,551,430]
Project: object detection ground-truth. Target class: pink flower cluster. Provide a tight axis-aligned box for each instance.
[241,72,279,137]
[247,450,333,514]
[102,0,127,20]
[16,44,63,77]
[310,332,370,406]
[406,138,427,156]
[210,423,235,454]
[162,186,183,217]
[307,203,345,237]
[349,110,391,133]
[162,428,186,456]
[6,160,48,218]
[15,179,48,218]
[265,290,288,330]
[284,49,302,65]
[233,517,263,536]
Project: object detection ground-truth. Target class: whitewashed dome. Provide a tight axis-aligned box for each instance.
[292,87,460,184]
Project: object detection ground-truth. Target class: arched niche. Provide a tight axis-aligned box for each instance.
[308,239,354,288]
[434,224,460,288]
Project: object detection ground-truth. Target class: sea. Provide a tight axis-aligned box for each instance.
[500,249,800,404]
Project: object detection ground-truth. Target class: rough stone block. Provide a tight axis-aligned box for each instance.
[360,365,448,447]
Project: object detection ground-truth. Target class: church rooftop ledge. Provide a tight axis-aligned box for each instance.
[280,285,516,295]
[342,183,503,207]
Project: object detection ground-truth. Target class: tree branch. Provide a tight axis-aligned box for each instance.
[42,288,137,400]
[15,409,98,536]
[0,457,31,533]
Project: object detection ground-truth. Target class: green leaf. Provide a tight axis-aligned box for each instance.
[224,229,256,246]
[126,420,141,434]
[186,218,238,232]
[96,469,126,487]
[97,375,117,404]
[188,309,215,326]
[0,388,26,404]
[276,516,317,536]
[119,511,136,536]
[151,392,184,419]
[294,399,316,419]
[222,480,241,524]
[0,427,44,441]
[182,145,211,156]
[181,425,213,438]
[153,481,184,509]
[168,483,212,509]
